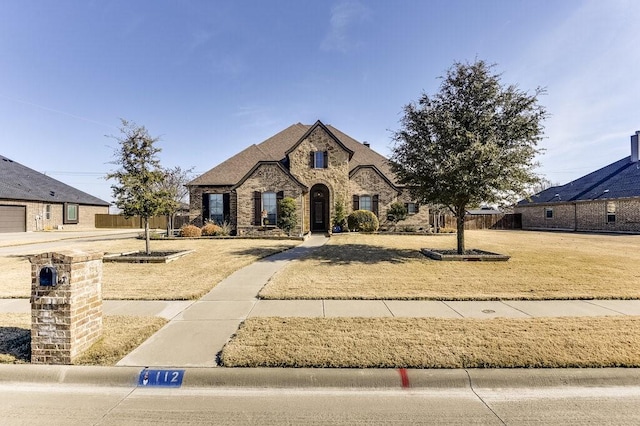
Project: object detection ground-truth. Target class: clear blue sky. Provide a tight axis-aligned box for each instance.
[1,0,639,205]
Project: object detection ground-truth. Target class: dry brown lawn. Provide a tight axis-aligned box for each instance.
[0,238,298,300]
[221,316,640,368]
[0,313,166,365]
[260,231,640,300]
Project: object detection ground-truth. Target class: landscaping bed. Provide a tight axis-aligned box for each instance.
[103,249,194,263]
[420,248,510,261]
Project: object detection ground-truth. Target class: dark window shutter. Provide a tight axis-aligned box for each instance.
[310,151,315,168]
[404,203,409,212]
[415,203,420,213]
[276,191,284,219]
[372,195,379,217]
[323,151,328,168]
[202,193,210,222]
[253,191,262,225]
[352,195,359,211]
[223,193,230,223]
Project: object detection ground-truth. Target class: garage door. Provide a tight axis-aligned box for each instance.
[0,205,26,232]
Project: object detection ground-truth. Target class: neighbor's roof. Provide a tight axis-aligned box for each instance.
[0,155,110,206]
[188,121,398,186]
[518,156,640,205]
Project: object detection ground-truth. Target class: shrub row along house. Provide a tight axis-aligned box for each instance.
[516,131,640,233]
[0,155,109,232]
[188,120,429,235]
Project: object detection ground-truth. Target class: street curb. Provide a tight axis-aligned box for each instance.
[0,365,638,389]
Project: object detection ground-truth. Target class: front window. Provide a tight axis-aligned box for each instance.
[359,195,372,211]
[208,194,224,224]
[407,203,417,215]
[45,204,51,220]
[262,192,277,225]
[64,203,78,224]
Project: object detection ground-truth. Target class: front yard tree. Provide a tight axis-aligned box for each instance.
[158,166,194,236]
[107,119,171,254]
[391,60,546,254]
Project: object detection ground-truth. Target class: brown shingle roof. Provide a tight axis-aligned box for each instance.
[188,121,398,187]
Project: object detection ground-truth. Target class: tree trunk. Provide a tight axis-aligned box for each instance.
[456,212,465,255]
[144,217,151,255]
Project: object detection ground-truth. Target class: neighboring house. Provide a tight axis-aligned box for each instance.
[515,131,640,233]
[0,155,110,232]
[188,120,430,235]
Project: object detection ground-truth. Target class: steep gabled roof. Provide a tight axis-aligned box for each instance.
[349,164,400,193]
[285,120,354,160]
[232,161,308,191]
[0,155,109,206]
[189,121,399,187]
[519,156,640,205]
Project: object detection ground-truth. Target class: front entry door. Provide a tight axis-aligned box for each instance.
[310,184,329,232]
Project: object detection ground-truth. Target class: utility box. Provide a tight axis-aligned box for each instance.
[29,250,104,364]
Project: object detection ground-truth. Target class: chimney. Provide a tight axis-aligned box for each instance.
[363,141,370,148]
[632,131,640,162]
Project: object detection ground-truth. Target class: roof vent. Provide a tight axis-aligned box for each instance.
[631,131,640,162]
[363,141,370,148]
[50,191,55,197]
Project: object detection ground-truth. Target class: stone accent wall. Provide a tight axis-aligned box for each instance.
[349,167,399,224]
[30,250,103,364]
[235,163,305,235]
[0,200,107,231]
[516,198,640,233]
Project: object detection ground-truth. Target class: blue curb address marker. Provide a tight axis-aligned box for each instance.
[138,368,185,387]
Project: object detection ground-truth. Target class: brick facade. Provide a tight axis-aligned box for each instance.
[189,121,433,234]
[516,198,640,233]
[1,200,108,232]
[30,250,103,364]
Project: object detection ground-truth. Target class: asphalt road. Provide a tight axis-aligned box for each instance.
[2,382,639,425]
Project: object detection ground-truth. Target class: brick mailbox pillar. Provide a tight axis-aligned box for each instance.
[29,250,103,364]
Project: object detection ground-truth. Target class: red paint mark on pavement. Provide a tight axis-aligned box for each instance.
[398,368,410,388]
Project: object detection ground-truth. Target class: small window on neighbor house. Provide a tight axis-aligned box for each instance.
[45,204,51,220]
[359,195,372,211]
[606,201,616,223]
[545,208,553,219]
[64,203,79,224]
[407,203,418,215]
[262,192,277,225]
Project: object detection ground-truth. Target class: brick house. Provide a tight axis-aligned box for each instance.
[188,120,430,235]
[515,131,640,233]
[0,155,110,232]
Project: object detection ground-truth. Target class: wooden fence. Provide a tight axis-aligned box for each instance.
[95,214,191,229]
[443,213,521,230]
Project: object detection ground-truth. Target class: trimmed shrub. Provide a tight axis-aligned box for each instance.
[332,199,347,230]
[439,227,456,234]
[201,222,222,236]
[347,210,379,232]
[180,224,202,237]
[387,202,408,223]
[277,197,298,236]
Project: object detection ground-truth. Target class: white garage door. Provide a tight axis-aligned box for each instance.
[0,205,26,232]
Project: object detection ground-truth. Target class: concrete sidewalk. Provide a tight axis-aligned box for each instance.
[3,298,640,320]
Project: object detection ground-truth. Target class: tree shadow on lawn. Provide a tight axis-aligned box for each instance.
[0,327,30,363]
[238,243,423,265]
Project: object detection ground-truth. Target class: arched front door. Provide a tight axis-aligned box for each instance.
[310,184,329,232]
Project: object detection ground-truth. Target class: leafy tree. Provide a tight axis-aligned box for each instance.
[157,166,195,236]
[277,197,298,236]
[106,119,171,254]
[391,60,546,253]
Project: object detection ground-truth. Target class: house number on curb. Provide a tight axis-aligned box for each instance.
[138,368,185,387]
